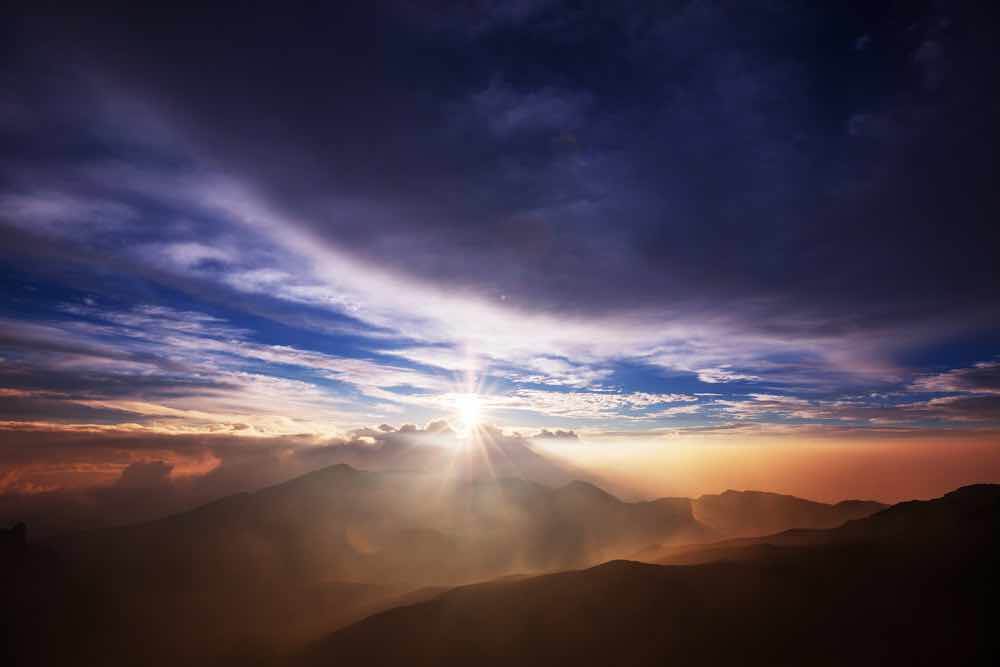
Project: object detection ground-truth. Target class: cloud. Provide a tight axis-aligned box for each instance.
[0,304,431,432]
[709,378,1000,426]
[0,192,135,237]
[379,346,484,373]
[146,241,234,270]
[4,1,996,398]
[532,428,579,440]
[695,367,762,384]
[494,390,698,420]
[2,299,722,429]
[466,79,592,138]
[910,360,1000,395]
[714,394,822,421]
[644,404,701,419]
[501,356,613,389]
[912,395,1000,422]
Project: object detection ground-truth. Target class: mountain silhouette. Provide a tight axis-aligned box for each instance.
[300,484,1000,666]
[635,489,885,562]
[0,465,926,666]
[691,489,885,537]
[643,483,998,566]
[52,465,711,589]
[50,465,886,589]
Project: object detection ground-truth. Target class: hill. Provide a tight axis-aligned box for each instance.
[1,465,896,666]
[643,483,995,566]
[301,484,1000,666]
[691,489,885,537]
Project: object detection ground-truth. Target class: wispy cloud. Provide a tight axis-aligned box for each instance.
[910,360,1000,395]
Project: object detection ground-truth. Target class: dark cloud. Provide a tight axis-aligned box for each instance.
[3,1,998,345]
[914,395,1000,422]
[709,367,1000,425]
[911,360,1000,395]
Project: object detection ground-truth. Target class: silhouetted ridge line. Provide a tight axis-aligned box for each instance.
[299,483,1000,666]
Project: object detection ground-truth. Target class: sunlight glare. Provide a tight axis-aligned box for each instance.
[455,393,482,432]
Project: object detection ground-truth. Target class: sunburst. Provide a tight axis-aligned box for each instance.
[454,393,483,432]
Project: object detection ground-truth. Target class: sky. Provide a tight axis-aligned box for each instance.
[2,1,1000,524]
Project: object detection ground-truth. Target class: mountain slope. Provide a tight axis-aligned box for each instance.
[646,483,999,566]
[633,489,885,562]
[7,466,711,666]
[49,466,887,590]
[691,489,885,537]
[56,465,714,588]
[6,466,903,666]
[302,484,999,666]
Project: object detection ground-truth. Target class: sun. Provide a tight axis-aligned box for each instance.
[455,393,482,431]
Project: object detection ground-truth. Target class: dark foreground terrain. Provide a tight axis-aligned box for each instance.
[304,484,999,666]
[2,467,994,666]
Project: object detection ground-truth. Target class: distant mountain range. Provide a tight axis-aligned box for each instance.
[8,465,983,667]
[635,489,886,562]
[302,484,1000,666]
[48,464,884,588]
[690,488,885,536]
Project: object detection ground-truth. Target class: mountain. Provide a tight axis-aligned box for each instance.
[646,483,996,566]
[5,466,707,666]
[690,489,886,537]
[51,467,882,590]
[633,489,884,562]
[0,465,903,666]
[300,484,1000,666]
[55,465,710,588]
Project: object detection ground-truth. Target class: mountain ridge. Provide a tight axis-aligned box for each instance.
[5,470,992,667]
[44,463,889,587]
[300,483,1000,666]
